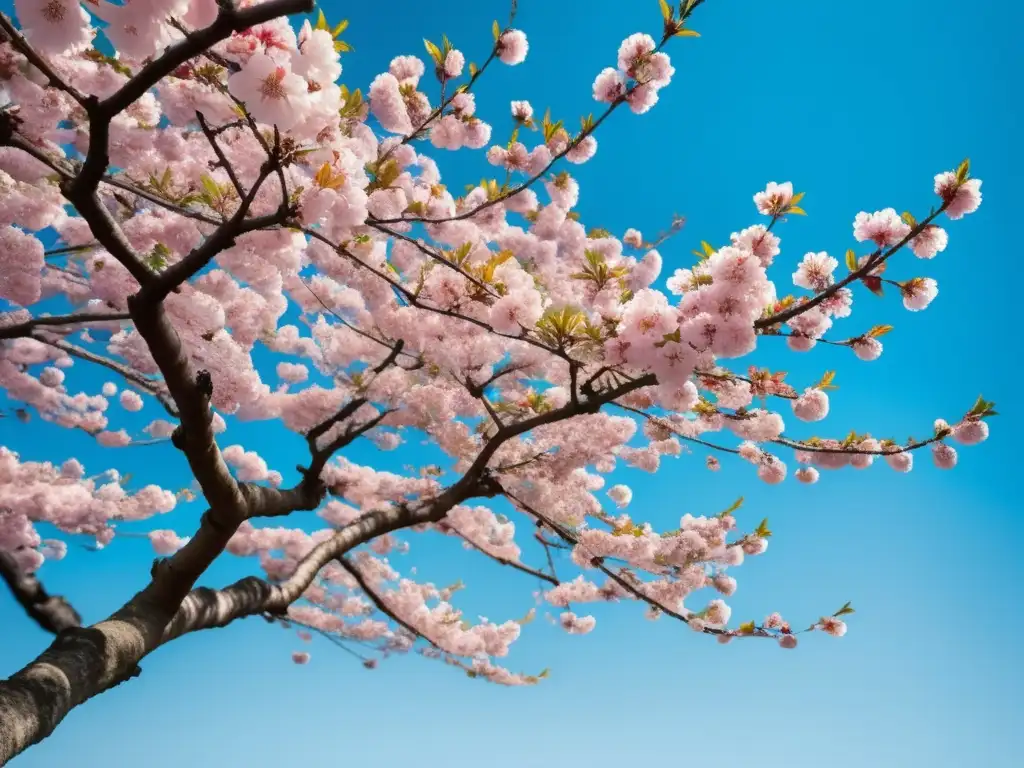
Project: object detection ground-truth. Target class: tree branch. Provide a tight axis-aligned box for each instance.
[0,312,130,341]
[446,528,559,585]
[336,556,438,648]
[0,551,82,635]
[32,336,179,418]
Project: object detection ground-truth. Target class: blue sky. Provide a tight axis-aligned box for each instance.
[2,1,1021,766]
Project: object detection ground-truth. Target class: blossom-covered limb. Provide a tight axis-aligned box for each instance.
[32,336,178,417]
[447,528,560,586]
[0,14,88,104]
[756,205,948,329]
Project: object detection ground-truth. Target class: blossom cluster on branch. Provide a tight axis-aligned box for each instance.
[0,0,997,760]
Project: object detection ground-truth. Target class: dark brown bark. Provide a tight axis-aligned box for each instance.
[0,552,81,635]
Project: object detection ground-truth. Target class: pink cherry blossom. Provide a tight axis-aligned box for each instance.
[900,277,938,311]
[607,484,632,508]
[853,209,911,248]
[795,467,819,484]
[792,388,829,422]
[149,529,189,555]
[227,53,311,131]
[818,617,847,637]
[443,50,465,79]
[909,225,949,259]
[497,30,529,65]
[793,252,838,292]
[510,100,533,122]
[593,68,627,103]
[935,173,982,220]
[13,0,93,55]
[952,419,989,445]
[754,182,794,216]
[852,337,883,361]
[119,390,144,412]
[931,443,958,469]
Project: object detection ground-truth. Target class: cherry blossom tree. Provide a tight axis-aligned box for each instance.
[0,0,995,762]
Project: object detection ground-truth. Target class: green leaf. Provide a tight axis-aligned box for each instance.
[787,206,807,216]
[955,157,970,183]
[901,211,918,228]
[492,20,501,42]
[659,0,673,21]
[517,608,537,625]
[738,620,756,635]
[868,324,894,338]
[754,518,772,539]
[423,38,443,65]
[675,28,700,37]
[833,601,855,617]
[718,496,744,518]
[845,248,858,272]
[816,370,838,391]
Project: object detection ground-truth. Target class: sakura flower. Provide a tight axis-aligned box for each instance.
[754,182,794,216]
[623,228,644,248]
[616,33,657,76]
[935,173,982,220]
[560,612,596,635]
[228,53,310,131]
[607,484,632,508]
[497,30,529,65]
[931,442,958,469]
[852,208,911,248]
[900,277,938,311]
[593,68,626,103]
[779,634,798,649]
[149,529,189,555]
[442,49,465,79]
[704,599,732,627]
[566,135,598,164]
[13,0,93,55]
[818,617,847,637]
[795,467,819,484]
[852,337,883,361]
[368,73,413,135]
[792,388,829,422]
[909,225,948,259]
[884,451,913,473]
[119,390,144,412]
[793,252,838,292]
[952,419,988,445]
[291,651,311,665]
[510,100,533,122]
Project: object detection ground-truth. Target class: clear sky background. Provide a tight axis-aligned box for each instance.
[1,1,1021,766]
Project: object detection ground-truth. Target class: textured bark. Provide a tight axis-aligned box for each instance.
[0,493,464,764]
